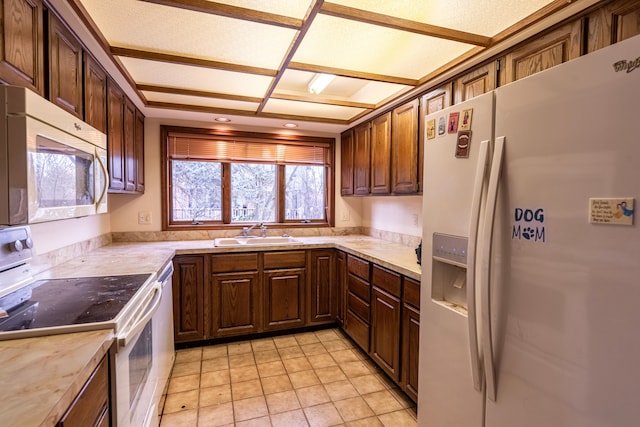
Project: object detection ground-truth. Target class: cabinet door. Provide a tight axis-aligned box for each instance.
[419,83,452,192]
[453,61,497,105]
[0,0,44,95]
[211,271,260,337]
[500,19,582,84]
[172,256,206,343]
[308,249,335,324]
[135,109,145,193]
[335,250,347,326]
[107,79,125,191]
[48,11,83,118]
[370,112,392,194]
[83,53,107,133]
[402,303,420,402]
[391,99,419,194]
[370,286,401,381]
[264,268,305,331]
[340,129,354,195]
[123,98,136,192]
[353,122,371,195]
[586,0,640,53]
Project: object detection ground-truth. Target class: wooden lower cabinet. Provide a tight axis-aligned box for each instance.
[264,268,306,331]
[344,255,371,352]
[57,356,109,427]
[402,303,420,402]
[401,276,421,402]
[211,271,260,337]
[211,253,260,338]
[264,251,306,331]
[370,265,402,381]
[172,255,206,343]
[335,250,347,326]
[308,249,336,324]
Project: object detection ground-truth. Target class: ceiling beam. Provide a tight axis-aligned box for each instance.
[139,0,303,29]
[256,0,326,114]
[320,2,491,47]
[111,47,277,76]
[270,93,375,110]
[288,62,417,86]
[137,84,263,103]
[146,101,350,124]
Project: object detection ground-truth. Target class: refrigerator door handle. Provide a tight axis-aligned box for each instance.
[480,136,505,402]
[466,139,490,391]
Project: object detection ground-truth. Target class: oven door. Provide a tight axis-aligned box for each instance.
[114,283,162,427]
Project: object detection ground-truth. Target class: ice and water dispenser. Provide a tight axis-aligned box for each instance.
[431,233,468,313]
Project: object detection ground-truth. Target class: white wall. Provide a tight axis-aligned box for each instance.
[361,195,423,237]
[30,214,111,255]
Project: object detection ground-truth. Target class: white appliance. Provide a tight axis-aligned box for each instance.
[419,34,640,427]
[0,86,108,225]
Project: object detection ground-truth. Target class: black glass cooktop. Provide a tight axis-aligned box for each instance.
[0,274,152,332]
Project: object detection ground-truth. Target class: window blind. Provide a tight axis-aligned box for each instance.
[168,133,331,166]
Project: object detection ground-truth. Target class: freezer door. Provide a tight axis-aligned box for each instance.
[487,35,640,427]
[418,92,494,427]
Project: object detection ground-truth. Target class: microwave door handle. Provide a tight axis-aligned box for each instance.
[117,283,162,349]
[95,150,108,207]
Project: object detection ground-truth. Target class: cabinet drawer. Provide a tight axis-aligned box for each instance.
[403,277,420,309]
[58,356,108,427]
[345,310,370,352]
[348,292,370,323]
[348,274,370,303]
[211,253,258,273]
[372,265,401,297]
[264,251,306,269]
[347,255,370,281]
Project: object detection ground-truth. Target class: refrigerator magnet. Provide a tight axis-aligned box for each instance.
[455,130,472,158]
[426,118,436,139]
[459,108,473,131]
[438,116,446,136]
[448,112,459,133]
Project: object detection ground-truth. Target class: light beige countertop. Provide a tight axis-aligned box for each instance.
[37,235,421,281]
[9,234,419,426]
[0,330,113,427]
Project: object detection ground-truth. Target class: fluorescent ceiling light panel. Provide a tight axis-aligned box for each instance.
[308,73,336,94]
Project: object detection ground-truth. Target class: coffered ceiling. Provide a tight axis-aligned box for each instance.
[67,0,581,132]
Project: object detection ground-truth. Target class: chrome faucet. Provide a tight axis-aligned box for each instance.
[241,222,263,237]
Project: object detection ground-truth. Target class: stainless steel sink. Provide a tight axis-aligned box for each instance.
[214,236,301,247]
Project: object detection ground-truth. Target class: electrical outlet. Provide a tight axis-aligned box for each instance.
[138,211,151,225]
[341,209,350,221]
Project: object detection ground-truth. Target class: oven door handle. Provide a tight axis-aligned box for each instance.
[117,283,162,349]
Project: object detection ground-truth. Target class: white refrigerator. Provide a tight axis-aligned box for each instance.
[418,34,640,427]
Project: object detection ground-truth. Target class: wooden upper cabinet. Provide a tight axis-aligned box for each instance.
[107,79,125,191]
[340,129,354,195]
[454,61,497,104]
[123,97,136,192]
[353,122,371,195]
[0,0,44,95]
[500,19,583,84]
[419,83,452,192]
[83,53,107,133]
[370,112,392,194]
[586,0,640,53]
[135,108,145,193]
[391,99,419,194]
[48,11,83,118]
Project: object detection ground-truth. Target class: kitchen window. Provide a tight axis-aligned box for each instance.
[161,126,334,230]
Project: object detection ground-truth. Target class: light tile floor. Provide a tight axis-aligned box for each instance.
[159,328,417,427]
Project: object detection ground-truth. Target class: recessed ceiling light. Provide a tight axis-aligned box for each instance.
[283,123,298,128]
[214,117,231,122]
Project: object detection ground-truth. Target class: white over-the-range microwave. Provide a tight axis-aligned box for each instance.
[0,86,108,225]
